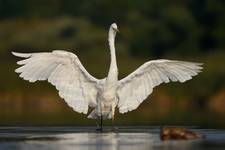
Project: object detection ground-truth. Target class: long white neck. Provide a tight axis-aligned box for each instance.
[107,28,118,80]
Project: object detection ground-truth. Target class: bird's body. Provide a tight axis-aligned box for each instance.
[12,23,203,125]
[88,24,119,120]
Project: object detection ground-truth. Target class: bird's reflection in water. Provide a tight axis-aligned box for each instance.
[1,127,225,150]
[22,132,154,150]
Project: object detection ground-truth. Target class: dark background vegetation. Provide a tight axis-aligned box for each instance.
[0,0,225,128]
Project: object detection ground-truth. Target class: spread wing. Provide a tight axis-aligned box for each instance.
[12,50,101,114]
[117,59,203,113]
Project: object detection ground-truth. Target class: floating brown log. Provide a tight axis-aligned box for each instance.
[160,126,205,141]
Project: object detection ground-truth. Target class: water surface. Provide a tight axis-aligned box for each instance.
[0,126,224,150]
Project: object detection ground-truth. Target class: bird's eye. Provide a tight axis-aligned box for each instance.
[112,27,119,32]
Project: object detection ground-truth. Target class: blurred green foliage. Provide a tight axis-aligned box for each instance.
[0,0,225,57]
[0,0,225,127]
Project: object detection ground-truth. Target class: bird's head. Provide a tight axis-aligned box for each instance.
[108,23,119,43]
[110,23,119,34]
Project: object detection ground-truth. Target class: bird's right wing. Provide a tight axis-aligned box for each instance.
[13,50,101,114]
[117,59,203,113]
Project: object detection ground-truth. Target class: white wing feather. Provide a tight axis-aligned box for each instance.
[117,59,203,113]
[12,50,101,114]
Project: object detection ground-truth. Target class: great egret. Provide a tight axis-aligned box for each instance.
[12,23,203,130]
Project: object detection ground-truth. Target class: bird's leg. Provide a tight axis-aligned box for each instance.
[99,102,104,132]
[95,120,100,129]
[96,102,103,132]
[112,107,114,129]
[111,103,117,131]
[96,115,103,132]
[111,117,115,131]
[100,115,103,131]
[100,102,104,132]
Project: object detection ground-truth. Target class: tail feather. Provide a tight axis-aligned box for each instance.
[88,109,98,119]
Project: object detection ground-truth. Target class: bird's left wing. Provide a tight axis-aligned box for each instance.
[12,50,101,114]
[117,59,203,113]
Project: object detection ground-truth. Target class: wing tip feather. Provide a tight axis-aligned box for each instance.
[12,51,32,58]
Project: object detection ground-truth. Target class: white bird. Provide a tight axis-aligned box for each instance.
[12,23,203,129]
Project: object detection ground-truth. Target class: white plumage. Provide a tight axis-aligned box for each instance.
[117,60,202,113]
[12,23,203,121]
[13,50,100,114]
